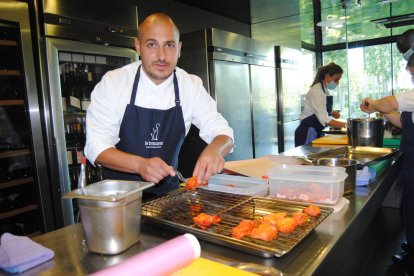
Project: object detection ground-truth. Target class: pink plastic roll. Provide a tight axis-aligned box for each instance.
[91,233,201,276]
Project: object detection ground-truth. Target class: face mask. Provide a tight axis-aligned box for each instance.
[403,47,414,61]
[326,81,337,90]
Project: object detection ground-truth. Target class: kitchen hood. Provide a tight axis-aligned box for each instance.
[370,13,414,28]
[40,0,138,48]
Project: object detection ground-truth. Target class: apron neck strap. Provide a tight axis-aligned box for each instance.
[130,65,141,105]
[173,69,180,106]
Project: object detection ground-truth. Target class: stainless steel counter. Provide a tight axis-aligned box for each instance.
[3,145,402,276]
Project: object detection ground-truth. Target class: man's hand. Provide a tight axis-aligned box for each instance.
[360,98,376,113]
[137,157,175,183]
[193,135,233,184]
[193,147,225,184]
[331,111,340,119]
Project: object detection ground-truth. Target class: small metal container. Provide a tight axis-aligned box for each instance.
[312,158,358,195]
[64,180,154,255]
[347,117,384,147]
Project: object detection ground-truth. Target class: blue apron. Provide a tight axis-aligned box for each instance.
[294,83,333,147]
[400,111,414,249]
[104,66,186,196]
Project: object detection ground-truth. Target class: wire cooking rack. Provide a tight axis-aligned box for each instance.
[142,189,333,257]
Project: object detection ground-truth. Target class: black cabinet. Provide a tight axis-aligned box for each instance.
[0,23,41,237]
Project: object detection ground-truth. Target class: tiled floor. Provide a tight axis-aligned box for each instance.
[361,207,408,276]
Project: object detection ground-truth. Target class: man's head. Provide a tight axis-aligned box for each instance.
[397,29,414,61]
[135,13,181,84]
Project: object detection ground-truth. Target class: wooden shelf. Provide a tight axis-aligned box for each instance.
[0,177,33,189]
[0,149,30,159]
[0,70,20,76]
[0,204,37,219]
[0,39,17,46]
[0,99,24,106]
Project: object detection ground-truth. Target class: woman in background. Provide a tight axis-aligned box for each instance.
[294,62,346,146]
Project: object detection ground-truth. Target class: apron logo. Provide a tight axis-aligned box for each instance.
[145,123,164,148]
[151,123,160,141]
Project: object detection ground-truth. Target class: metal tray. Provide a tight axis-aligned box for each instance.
[141,189,333,257]
[307,146,400,166]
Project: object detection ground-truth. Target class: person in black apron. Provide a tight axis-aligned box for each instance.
[295,62,346,147]
[361,29,414,270]
[103,66,185,197]
[85,13,234,199]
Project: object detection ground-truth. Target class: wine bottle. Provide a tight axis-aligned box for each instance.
[0,168,11,182]
[60,63,67,112]
[0,194,13,212]
[0,223,22,235]
[81,67,92,111]
[68,63,81,112]
[66,149,74,165]
[8,162,32,179]
[7,193,26,209]
[78,156,87,191]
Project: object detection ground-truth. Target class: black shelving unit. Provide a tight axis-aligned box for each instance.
[0,23,41,237]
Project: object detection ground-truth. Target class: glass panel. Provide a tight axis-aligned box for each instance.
[320,3,347,45]
[284,120,300,152]
[213,60,253,161]
[393,43,413,96]
[323,49,349,117]
[58,51,131,191]
[251,65,278,157]
[300,49,317,112]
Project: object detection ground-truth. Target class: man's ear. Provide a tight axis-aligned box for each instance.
[135,38,140,55]
[178,41,182,58]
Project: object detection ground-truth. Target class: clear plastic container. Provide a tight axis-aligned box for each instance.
[200,174,268,197]
[267,165,347,205]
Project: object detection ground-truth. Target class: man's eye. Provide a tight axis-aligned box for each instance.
[166,43,175,48]
[147,42,156,48]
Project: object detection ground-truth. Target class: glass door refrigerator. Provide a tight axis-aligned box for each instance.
[38,0,138,226]
[0,1,54,236]
[178,28,277,173]
[275,46,304,152]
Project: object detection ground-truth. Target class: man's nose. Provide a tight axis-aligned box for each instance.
[157,47,166,61]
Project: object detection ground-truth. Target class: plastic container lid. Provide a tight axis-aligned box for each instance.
[267,164,347,181]
[200,174,268,196]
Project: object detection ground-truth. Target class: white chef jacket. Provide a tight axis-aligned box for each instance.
[299,82,333,126]
[396,89,414,112]
[84,61,234,164]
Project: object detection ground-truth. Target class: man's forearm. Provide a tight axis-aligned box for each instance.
[373,96,399,113]
[208,135,233,157]
[95,148,142,174]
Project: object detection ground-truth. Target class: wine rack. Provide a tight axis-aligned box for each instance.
[0,22,40,237]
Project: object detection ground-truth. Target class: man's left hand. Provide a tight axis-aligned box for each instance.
[193,147,225,184]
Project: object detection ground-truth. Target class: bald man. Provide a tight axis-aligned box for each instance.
[85,13,234,198]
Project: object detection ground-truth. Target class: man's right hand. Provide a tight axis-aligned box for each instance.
[137,157,175,183]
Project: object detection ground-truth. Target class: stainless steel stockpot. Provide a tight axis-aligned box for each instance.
[347,117,384,147]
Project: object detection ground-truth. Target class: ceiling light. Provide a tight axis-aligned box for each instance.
[317,19,345,29]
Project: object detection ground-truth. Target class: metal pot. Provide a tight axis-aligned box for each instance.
[312,158,358,195]
[347,117,384,147]
[64,180,154,255]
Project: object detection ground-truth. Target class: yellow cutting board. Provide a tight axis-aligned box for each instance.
[172,257,257,276]
[312,134,348,145]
